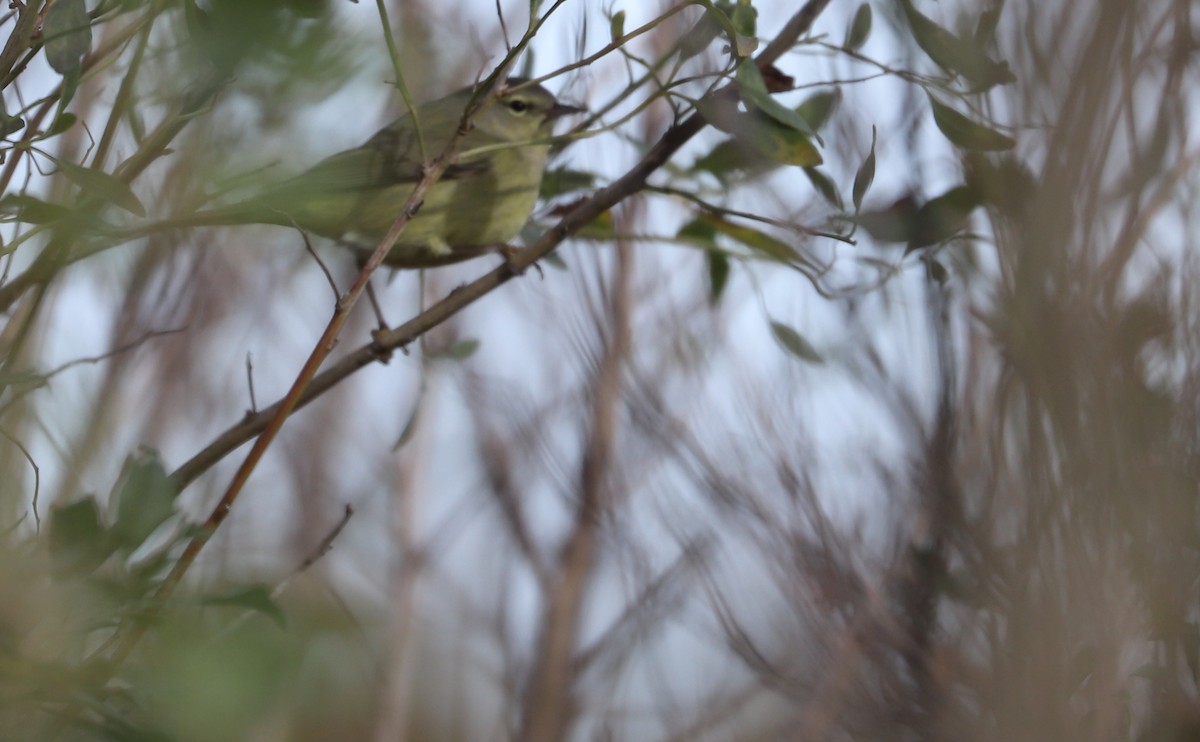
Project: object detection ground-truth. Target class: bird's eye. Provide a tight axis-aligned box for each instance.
[507,100,531,113]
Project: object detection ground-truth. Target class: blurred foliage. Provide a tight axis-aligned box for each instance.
[0,0,1195,739]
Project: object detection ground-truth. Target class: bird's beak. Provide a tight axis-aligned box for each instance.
[546,102,586,120]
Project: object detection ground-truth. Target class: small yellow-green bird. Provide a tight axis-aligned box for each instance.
[150,77,583,267]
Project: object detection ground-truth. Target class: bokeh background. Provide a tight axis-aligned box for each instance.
[1,0,1198,740]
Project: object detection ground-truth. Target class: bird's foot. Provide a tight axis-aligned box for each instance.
[498,245,543,279]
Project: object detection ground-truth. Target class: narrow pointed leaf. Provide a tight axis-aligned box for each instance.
[0,194,75,224]
[928,94,1015,151]
[857,195,921,243]
[45,113,77,137]
[720,110,822,167]
[677,217,719,249]
[204,585,287,628]
[49,498,114,575]
[898,0,1014,89]
[735,61,817,139]
[770,321,824,364]
[796,89,840,131]
[844,4,872,51]
[682,1,756,59]
[852,126,877,211]
[707,250,730,305]
[111,449,179,552]
[804,167,842,208]
[58,161,147,216]
[974,3,1003,44]
[540,167,597,198]
[693,138,771,179]
[906,185,981,251]
[701,212,798,264]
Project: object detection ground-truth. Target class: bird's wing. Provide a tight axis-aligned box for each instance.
[291,120,488,193]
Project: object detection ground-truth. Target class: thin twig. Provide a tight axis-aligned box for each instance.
[0,425,40,531]
[245,353,257,415]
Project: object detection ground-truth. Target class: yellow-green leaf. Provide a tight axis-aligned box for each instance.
[540,167,597,198]
[609,10,625,42]
[576,209,615,240]
[700,212,798,264]
[723,110,822,167]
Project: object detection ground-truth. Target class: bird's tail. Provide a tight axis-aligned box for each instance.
[105,200,286,243]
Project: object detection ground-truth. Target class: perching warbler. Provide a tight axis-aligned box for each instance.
[161,78,583,267]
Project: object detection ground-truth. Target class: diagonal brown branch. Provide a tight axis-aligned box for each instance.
[168,0,834,495]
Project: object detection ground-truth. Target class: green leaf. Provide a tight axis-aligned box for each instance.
[0,97,24,137]
[974,4,1002,45]
[0,115,24,137]
[45,112,77,137]
[57,160,148,216]
[963,152,1035,214]
[49,498,114,576]
[927,258,949,284]
[43,0,93,75]
[286,0,330,18]
[679,1,755,60]
[712,110,822,168]
[203,585,287,629]
[770,321,824,364]
[898,0,1014,90]
[609,10,625,42]
[440,339,480,361]
[735,61,817,139]
[730,1,757,40]
[852,126,877,212]
[803,167,842,208]
[844,4,873,51]
[539,167,597,199]
[906,185,980,251]
[0,194,76,224]
[706,249,730,305]
[677,217,719,249]
[693,139,767,180]
[700,212,798,264]
[111,450,180,552]
[795,89,840,132]
[393,397,421,451]
[575,209,615,240]
[856,194,921,243]
[58,65,81,112]
[928,94,1015,151]
[126,106,146,142]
